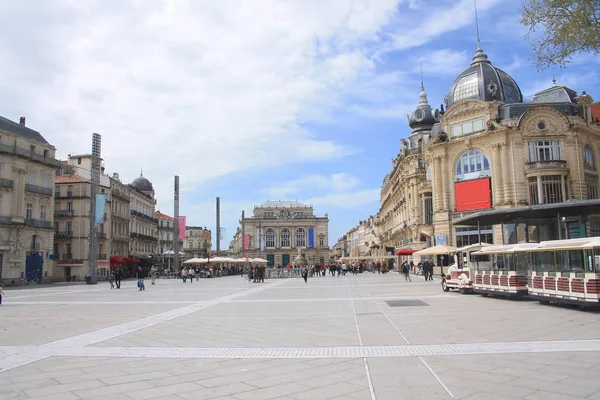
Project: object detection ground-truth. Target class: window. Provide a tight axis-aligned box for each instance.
[453,72,479,102]
[319,234,325,247]
[42,175,51,187]
[529,175,565,204]
[26,203,33,219]
[27,172,36,185]
[296,228,306,248]
[78,157,82,165]
[40,205,47,220]
[455,149,490,181]
[451,118,484,137]
[66,201,73,212]
[584,146,596,171]
[66,222,72,233]
[528,141,562,162]
[280,229,290,248]
[455,225,494,248]
[586,174,599,199]
[419,192,433,224]
[265,228,275,248]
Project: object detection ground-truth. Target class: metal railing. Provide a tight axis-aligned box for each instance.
[24,219,53,229]
[97,253,107,260]
[264,268,304,279]
[62,253,74,259]
[0,178,13,188]
[97,232,107,240]
[54,209,74,217]
[55,231,73,238]
[0,142,60,167]
[0,216,12,225]
[25,184,53,196]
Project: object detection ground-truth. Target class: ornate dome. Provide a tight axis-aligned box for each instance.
[407,82,439,133]
[131,174,154,193]
[445,46,523,109]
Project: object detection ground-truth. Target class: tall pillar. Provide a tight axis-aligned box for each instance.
[492,144,504,205]
[440,158,449,210]
[537,175,543,204]
[501,144,512,204]
[434,157,443,211]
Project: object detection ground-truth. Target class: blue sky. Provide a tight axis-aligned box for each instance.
[1,0,599,250]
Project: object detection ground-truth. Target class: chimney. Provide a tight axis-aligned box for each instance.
[19,117,26,126]
[113,172,120,180]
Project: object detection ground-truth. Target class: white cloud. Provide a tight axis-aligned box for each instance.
[413,49,469,77]
[302,189,381,210]
[262,173,361,199]
[0,0,401,209]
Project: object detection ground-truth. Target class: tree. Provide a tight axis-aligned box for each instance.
[519,0,600,69]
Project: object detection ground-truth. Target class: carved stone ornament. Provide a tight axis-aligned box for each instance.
[444,100,489,121]
[518,107,570,137]
[9,227,24,259]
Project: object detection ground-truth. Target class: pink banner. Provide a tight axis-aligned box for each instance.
[178,216,186,241]
[243,234,250,250]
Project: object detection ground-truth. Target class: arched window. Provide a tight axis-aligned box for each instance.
[265,228,275,248]
[455,149,490,181]
[280,229,290,248]
[296,228,306,248]
[584,146,598,199]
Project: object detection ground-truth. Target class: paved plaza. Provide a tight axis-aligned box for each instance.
[1,273,600,400]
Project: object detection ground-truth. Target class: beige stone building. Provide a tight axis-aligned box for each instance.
[54,165,112,281]
[110,173,131,259]
[0,116,58,283]
[230,201,329,267]
[128,174,158,257]
[156,211,175,255]
[377,82,437,252]
[377,44,600,255]
[184,226,211,258]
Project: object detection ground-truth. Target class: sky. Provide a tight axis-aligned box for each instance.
[1,0,599,250]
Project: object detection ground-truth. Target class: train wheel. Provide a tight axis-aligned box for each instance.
[538,300,550,305]
[442,279,449,292]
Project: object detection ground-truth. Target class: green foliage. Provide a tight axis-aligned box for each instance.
[519,0,600,69]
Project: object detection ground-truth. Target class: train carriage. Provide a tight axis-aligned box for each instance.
[471,243,539,297]
[527,238,600,308]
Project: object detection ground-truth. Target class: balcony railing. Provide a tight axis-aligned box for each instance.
[55,231,73,238]
[0,216,12,225]
[55,191,88,199]
[97,232,107,240]
[24,219,53,229]
[25,184,53,196]
[130,232,156,241]
[0,142,60,167]
[62,253,74,259]
[97,254,107,260]
[0,178,13,188]
[131,210,158,223]
[525,160,568,172]
[54,209,74,217]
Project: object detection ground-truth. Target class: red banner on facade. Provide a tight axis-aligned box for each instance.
[244,234,250,250]
[178,216,186,241]
[455,178,492,212]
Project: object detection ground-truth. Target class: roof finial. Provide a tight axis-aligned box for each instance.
[552,75,557,87]
[474,0,481,50]
[420,62,423,88]
[140,166,143,177]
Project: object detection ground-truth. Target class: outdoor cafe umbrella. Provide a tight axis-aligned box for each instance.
[250,257,268,263]
[413,244,457,256]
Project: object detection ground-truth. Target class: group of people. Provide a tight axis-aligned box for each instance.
[399,260,436,281]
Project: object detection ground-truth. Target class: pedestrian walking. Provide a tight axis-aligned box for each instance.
[0,283,4,305]
[188,267,195,283]
[115,268,123,289]
[302,267,308,283]
[136,266,145,291]
[108,272,115,289]
[150,266,158,285]
[402,261,411,282]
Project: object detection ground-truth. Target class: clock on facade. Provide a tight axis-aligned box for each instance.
[415,109,425,122]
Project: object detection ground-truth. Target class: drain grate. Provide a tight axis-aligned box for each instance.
[385,300,429,307]
[355,312,384,317]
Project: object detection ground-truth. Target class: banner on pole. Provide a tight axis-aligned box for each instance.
[308,228,314,248]
[178,216,186,240]
[243,234,250,250]
[94,193,107,227]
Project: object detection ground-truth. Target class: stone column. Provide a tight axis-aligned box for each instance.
[501,144,512,204]
[492,144,504,205]
[434,157,443,211]
[537,175,543,204]
[440,158,449,210]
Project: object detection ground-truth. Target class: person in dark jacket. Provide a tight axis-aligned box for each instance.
[136,266,145,291]
[115,268,123,289]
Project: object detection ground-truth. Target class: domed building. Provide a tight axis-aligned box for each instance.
[128,172,158,257]
[424,44,600,250]
[376,42,600,264]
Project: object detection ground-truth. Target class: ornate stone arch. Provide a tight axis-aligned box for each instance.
[517,106,571,136]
